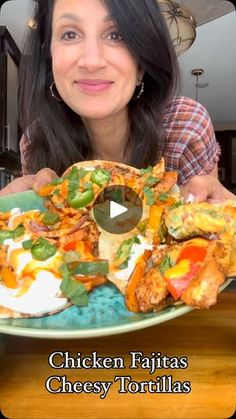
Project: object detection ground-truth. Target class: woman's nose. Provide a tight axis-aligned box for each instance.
[77,39,107,71]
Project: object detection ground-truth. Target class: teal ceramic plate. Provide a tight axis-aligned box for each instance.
[0,191,233,339]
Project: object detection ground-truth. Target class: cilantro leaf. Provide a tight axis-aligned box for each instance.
[143,187,155,205]
[158,193,169,202]
[145,176,160,187]
[67,167,80,194]
[52,188,60,196]
[60,264,88,307]
[140,166,153,176]
[68,166,79,181]
[50,178,64,186]
[78,168,88,179]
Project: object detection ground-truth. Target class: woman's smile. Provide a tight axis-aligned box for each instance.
[75,79,114,93]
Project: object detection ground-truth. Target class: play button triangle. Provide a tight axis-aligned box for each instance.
[110,200,128,219]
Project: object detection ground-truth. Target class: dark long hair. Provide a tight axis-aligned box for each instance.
[19,0,180,175]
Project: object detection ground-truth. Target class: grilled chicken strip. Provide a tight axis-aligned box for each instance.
[135,268,168,312]
[181,260,225,309]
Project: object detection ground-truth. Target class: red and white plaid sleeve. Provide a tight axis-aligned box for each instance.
[162,96,221,185]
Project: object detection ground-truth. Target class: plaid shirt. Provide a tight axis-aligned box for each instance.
[162,96,220,185]
[20,96,220,185]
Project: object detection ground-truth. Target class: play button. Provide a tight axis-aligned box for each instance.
[93,185,143,234]
[110,201,128,219]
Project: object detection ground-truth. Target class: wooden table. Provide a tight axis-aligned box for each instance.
[0,288,235,419]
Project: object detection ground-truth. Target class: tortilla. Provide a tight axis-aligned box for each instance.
[0,200,104,318]
[0,302,71,319]
[63,159,180,295]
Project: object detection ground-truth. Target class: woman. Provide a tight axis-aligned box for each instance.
[0,0,234,202]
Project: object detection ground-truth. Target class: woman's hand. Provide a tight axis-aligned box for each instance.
[0,168,58,197]
[180,174,236,203]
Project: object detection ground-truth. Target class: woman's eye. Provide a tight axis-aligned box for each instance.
[106,31,123,42]
[61,31,78,41]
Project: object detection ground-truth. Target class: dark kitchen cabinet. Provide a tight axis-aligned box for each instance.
[0,26,21,170]
[215,130,236,192]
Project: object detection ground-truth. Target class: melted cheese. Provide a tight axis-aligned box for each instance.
[0,271,67,315]
[8,208,40,230]
[5,235,32,274]
[7,208,22,228]
[0,222,67,315]
[185,238,208,247]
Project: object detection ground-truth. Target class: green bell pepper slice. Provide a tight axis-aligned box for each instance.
[90,169,111,187]
[0,225,25,244]
[42,212,60,226]
[115,236,140,262]
[67,189,94,208]
[0,230,13,244]
[31,237,57,261]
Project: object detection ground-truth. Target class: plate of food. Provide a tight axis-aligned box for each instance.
[0,159,234,338]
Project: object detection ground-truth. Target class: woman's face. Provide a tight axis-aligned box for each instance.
[51,0,143,120]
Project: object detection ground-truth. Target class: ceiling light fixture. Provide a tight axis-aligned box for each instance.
[228,0,236,9]
[27,19,37,30]
[0,0,13,11]
[191,68,209,101]
[159,0,196,55]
